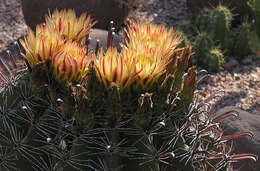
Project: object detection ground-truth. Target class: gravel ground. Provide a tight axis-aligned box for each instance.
[0,0,259,114]
[0,0,26,50]
[128,0,188,27]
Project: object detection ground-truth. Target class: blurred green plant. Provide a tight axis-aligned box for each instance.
[192,32,225,72]
[248,0,260,56]
[177,3,260,72]
[211,5,233,51]
[233,20,252,59]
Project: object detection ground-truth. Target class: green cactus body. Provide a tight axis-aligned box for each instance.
[196,8,213,33]
[207,48,225,73]
[249,30,260,56]
[177,20,196,49]
[193,32,225,73]
[211,5,233,51]
[233,21,252,59]
[248,0,260,57]
[193,32,214,65]
[194,5,233,54]
[248,0,260,37]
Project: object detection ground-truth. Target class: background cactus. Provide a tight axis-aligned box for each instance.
[207,48,225,72]
[196,8,213,33]
[193,32,214,59]
[233,20,252,59]
[210,5,233,51]
[192,32,225,72]
[176,5,232,72]
[248,0,260,57]
[177,21,195,48]
[0,9,257,171]
[177,3,257,71]
[195,5,233,52]
[248,0,260,37]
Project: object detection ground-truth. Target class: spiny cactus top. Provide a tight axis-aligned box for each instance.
[122,21,182,88]
[95,47,139,90]
[52,41,94,82]
[45,8,97,44]
[20,9,185,89]
[20,9,96,83]
[20,24,65,67]
[124,20,181,57]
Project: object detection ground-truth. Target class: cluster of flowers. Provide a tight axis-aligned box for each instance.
[21,9,182,90]
[20,9,96,82]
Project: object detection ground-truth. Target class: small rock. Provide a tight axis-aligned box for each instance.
[242,56,253,65]
[223,58,239,71]
[233,73,240,80]
[88,29,123,53]
[215,106,260,171]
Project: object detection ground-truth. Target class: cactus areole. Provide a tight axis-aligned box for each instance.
[0,8,257,171]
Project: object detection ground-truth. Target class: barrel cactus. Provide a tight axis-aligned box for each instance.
[0,9,257,171]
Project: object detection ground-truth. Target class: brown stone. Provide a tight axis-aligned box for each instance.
[186,0,252,25]
[215,106,260,171]
[87,29,123,53]
[21,0,130,31]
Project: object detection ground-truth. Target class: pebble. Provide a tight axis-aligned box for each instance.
[129,0,188,28]
[242,56,253,65]
[223,58,239,71]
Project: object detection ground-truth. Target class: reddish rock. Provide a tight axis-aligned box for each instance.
[216,106,260,171]
[21,0,130,31]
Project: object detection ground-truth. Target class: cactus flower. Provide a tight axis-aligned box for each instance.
[123,21,182,88]
[125,21,182,62]
[52,41,94,82]
[45,9,97,45]
[121,46,171,88]
[20,24,65,68]
[95,48,140,90]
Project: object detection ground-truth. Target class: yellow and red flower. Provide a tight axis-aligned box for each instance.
[52,41,94,82]
[20,24,65,68]
[125,21,181,61]
[121,46,169,88]
[45,9,97,44]
[122,21,182,87]
[94,48,140,90]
